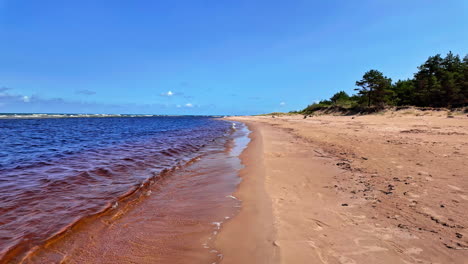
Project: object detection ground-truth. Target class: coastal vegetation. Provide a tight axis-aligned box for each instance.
[300,52,468,115]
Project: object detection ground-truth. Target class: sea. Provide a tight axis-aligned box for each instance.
[0,115,249,263]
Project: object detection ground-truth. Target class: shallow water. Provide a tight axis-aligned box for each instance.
[24,121,250,264]
[0,116,242,262]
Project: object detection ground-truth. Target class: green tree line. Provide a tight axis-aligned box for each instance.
[301,52,468,113]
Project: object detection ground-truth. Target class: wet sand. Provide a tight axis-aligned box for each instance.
[215,124,279,264]
[219,111,468,263]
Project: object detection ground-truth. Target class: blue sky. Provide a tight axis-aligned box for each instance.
[0,0,467,115]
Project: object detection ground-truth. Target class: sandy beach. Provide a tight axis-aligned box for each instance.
[218,110,468,263]
[2,1,467,263]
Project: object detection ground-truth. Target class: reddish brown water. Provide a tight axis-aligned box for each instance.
[10,121,249,263]
[0,117,234,262]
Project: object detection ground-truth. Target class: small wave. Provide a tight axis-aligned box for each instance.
[226,195,239,200]
[91,167,115,178]
[212,221,222,230]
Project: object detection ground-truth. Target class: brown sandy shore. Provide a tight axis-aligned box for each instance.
[217,111,468,264]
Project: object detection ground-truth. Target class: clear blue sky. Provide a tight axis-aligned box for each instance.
[1,0,467,115]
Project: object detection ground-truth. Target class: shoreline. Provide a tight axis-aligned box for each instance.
[216,122,279,264]
[3,113,467,263]
[220,113,468,263]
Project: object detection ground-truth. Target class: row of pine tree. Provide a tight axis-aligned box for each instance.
[302,52,468,113]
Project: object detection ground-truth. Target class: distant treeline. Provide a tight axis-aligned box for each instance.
[300,52,468,114]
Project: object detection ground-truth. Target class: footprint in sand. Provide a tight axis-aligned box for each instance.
[404,247,423,255]
[351,238,389,255]
[380,233,393,240]
[308,240,356,264]
[338,255,357,264]
[448,184,462,191]
[446,185,467,200]
[407,192,420,198]
[307,218,330,231]
[354,215,367,219]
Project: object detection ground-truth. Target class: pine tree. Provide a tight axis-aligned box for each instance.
[391,79,415,106]
[330,91,350,105]
[414,54,444,106]
[462,55,468,104]
[355,70,392,107]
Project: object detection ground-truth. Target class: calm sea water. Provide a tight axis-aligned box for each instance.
[0,116,233,261]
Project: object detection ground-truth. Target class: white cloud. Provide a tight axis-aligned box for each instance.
[279,102,286,106]
[161,91,174,96]
[185,103,193,107]
[22,96,30,103]
[176,104,181,108]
